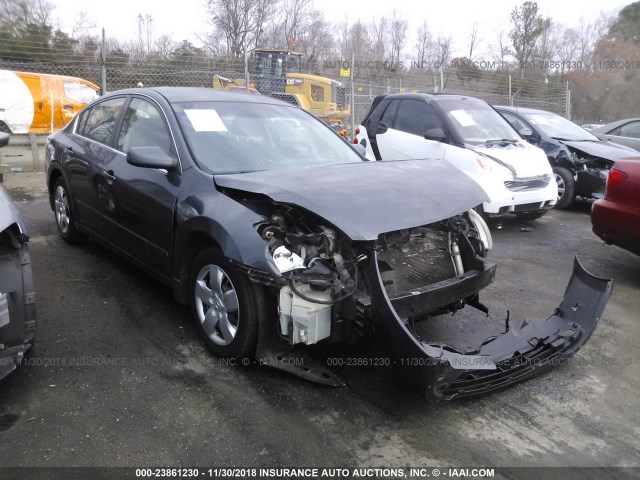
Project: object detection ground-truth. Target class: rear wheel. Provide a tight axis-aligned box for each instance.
[553,167,576,209]
[53,177,86,243]
[189,248,260,359]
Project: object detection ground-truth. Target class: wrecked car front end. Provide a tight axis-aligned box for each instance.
[214,159,612,401]
[0,185,37,380]
[554,140,638,199]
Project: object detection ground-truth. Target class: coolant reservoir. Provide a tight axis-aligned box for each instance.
[279,284,332,345]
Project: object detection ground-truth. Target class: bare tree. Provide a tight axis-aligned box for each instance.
[414,20,433,67]
[578,14,611,71]
[489,26,510,70]
[435,34,453,67]
[205,0,275,57]
[339,19,370,59]
[389,10,407,64]
[369,16,388,59]
[468,22,482,60]
[299,11,335,64]
[0,0,53,36]
[70,12,94,39]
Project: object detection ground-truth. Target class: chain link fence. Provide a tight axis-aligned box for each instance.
[0,59,570,136]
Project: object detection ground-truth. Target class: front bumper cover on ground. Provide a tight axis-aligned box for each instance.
[368,255,612,401]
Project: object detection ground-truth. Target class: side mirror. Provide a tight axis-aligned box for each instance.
[127,146,177,170]
[377,121,389,134]
[351,143,366,156]
[424,128,446,142]
[519,128,537,142]
[0,132,9,148]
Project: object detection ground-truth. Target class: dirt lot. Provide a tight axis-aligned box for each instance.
[0,168,639,475]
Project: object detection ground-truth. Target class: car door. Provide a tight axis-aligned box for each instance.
[375,99,447,161]
[602,121,640,151]
[65,96,128,236]
[102,96,180,277]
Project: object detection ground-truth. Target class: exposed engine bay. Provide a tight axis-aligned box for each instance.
[214,160,612,401]
[255,206,493,350]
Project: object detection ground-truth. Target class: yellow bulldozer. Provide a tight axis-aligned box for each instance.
[213,49,350,133]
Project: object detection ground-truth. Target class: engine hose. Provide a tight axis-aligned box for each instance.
[287,262,358,305]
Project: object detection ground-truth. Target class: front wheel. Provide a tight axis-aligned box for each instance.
[553,167,576,209]
[188,248,260,359]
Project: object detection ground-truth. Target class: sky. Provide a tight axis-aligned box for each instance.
[48,0,631,57]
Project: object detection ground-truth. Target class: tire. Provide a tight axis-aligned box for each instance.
[189,248,259,359]
[553,167,576,209]
[53,177,86,243]
[0,122,10,134]
[515,210,548,220]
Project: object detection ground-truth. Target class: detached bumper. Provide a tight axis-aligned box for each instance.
[368,255,612,401]
[0,243,36,381]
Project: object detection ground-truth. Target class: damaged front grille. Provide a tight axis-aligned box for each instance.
[504,174,551,192]
[377,229,455,296]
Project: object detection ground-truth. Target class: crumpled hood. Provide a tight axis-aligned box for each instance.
[472,141,552,178]
[562,140,640,160]
[214,159,489,241]
[0,185,26,234]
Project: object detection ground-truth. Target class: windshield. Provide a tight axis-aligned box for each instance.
[437,99,521,145]
[173,101,362,174]
[521,111,598,142]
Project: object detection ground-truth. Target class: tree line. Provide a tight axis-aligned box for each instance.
[1,0,639,122]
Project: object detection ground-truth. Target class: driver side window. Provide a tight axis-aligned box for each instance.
[501,112,529,133]
[394,100,443,137]
[117,98,172,155]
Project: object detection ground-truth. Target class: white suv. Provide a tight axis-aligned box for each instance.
[354,93,557,219]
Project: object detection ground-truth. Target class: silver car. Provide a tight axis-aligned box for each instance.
[591,119,640,152]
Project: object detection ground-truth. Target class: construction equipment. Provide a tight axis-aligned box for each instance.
[213,49,350,131]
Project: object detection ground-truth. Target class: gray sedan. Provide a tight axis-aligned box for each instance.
[590,119,640,151]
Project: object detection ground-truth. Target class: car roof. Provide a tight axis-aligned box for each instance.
[494,105,557,115]
[372,92,487,103]
[103,87,290,106]
[591,118,640,133]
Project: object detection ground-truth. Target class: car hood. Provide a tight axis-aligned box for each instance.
[0,185,26,234]
[561,140,640,160]
[214,159,489,241]
[471,141,551,177]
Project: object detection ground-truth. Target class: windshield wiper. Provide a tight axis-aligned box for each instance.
[485,138,518,144]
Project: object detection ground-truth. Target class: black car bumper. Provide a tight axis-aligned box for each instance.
[367,255,612,401]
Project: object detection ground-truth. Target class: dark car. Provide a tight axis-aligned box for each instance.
[592,159,640,256]
[495,106,639,209]
[44,88,612,401]
[590,118,640,152]
[0,132,37,380]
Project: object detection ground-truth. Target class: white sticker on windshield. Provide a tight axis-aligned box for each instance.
[185,109,228,132]
[450,110,476,127]
[529,114,551,125]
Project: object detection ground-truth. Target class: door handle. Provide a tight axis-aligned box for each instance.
[103,170,116,184]
[63,105,74,110]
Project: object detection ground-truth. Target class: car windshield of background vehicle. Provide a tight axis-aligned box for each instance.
[438,99,521,145]
[173,101,362,174]
[522,112,599,142]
